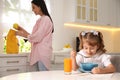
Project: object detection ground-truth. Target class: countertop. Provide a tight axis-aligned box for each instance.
[0,53,30,57]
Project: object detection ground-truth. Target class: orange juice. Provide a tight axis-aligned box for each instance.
[64,58,72,74]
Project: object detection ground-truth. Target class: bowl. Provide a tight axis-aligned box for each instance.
[80,62,98,72]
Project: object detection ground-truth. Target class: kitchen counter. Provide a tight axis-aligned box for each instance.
[0,53,30,57]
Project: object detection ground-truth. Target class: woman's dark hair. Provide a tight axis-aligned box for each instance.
[31,0,54,33]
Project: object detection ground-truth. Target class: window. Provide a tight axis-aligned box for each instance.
[0,0,51,53]
[2,0,35,32]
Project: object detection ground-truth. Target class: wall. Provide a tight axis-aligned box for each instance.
[51,0,76,50]
[116,0,120,26]
[0,25,4,53]
[50,0,64,50]
[113,31,120,52]
[0,1,4,53]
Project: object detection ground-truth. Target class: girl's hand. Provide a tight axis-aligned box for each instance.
[70,50,76,59]
[70,50,79,70]
[91,67,102,74]
[92,64,116,74]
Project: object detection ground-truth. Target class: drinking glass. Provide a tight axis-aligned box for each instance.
[64,58,72,75]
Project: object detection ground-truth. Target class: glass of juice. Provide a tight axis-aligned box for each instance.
[64,58,72,75]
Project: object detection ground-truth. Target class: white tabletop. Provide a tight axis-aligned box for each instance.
[0,70,117,80]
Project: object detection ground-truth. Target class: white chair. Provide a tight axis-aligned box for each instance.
[110,54,120,72]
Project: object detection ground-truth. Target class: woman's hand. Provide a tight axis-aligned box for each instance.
[15,31,23,36]
[15,30,29,38]
[17,25,26,32]
[15,25,30,38]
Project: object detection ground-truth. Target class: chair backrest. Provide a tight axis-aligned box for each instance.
[110,54,120,72]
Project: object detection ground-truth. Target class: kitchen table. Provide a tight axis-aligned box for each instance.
[0,70,119,80]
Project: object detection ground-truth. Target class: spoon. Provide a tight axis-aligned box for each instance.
[77,53,92,58]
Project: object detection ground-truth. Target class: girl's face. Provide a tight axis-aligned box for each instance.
[83,43,98,57]
[31,3,43,15]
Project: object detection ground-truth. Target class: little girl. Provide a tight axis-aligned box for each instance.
[71,30,116,74]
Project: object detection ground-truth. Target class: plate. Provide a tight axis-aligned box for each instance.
[79,68,91,73]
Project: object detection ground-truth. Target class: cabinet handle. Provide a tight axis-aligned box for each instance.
[55,55,64,57]
[86,20,90,23]
[7,69,19,72]
[107,24,111,26]
[7,61,19,63]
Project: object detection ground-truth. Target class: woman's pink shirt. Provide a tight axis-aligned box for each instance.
[28,16,53,69]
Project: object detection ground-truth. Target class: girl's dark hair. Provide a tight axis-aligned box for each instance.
[79,31,106,53]
[31,0,54,33]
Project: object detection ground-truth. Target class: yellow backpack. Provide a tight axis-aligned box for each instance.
[6,29,19,54]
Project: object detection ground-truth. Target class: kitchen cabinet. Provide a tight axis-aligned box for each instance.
[0,53,28,77]
[75,0,120,26]
[98,0,118,26]
[53,51,70,64]
[116,0,120,26]
[76,0,98,24]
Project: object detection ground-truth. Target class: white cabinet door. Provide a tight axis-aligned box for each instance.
[53,51,70,64]
[0,66,27,77]
[0,57,27,67]
[75,0,98,24]
[116,0,120,27]
[107,0,117,26]
[97,0,109,25]
[98,0,118,26]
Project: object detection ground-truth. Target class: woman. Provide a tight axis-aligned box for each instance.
[16,0,54,71]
